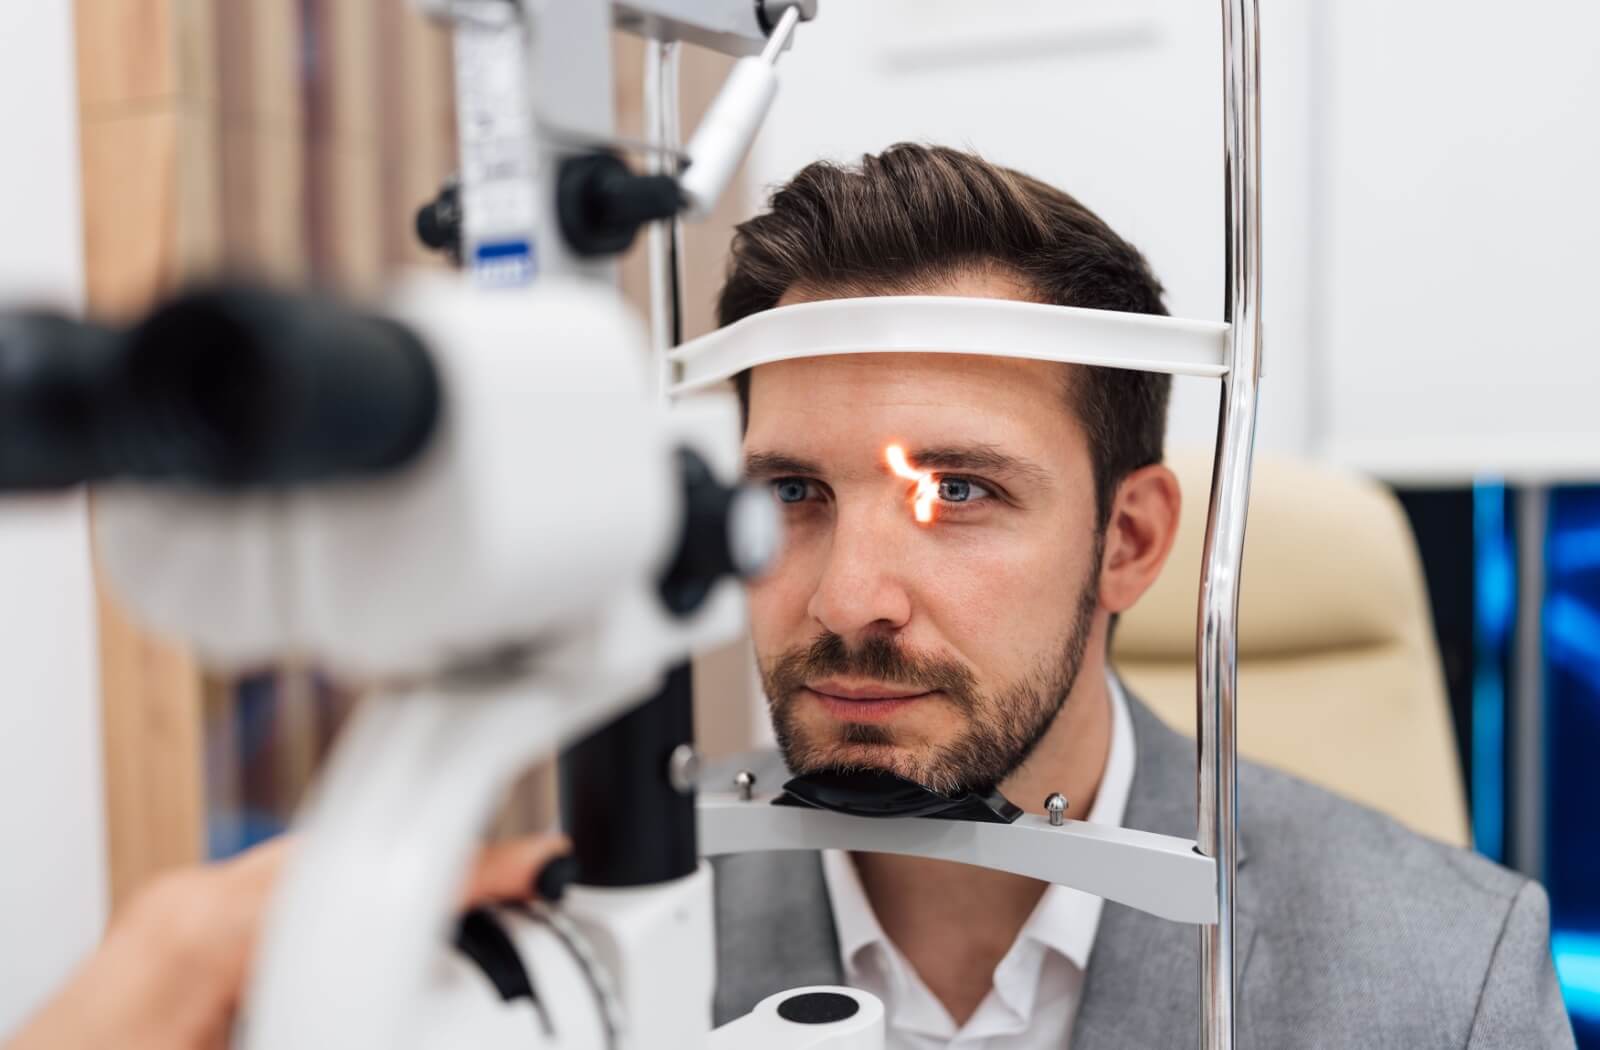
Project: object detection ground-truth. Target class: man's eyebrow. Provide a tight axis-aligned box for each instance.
[907,445,1052,484]
[743,451,824,479]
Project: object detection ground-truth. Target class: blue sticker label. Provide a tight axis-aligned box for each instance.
[472,239,536,286]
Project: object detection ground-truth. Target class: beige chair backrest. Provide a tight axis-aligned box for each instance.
[1112,451,1471,847]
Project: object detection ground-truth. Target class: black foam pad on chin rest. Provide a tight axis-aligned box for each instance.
[775,769,1022,824]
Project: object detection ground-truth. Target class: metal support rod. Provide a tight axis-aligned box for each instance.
[1512,483,1548,878]
[559,665,700,886]
[1198,0,1263,1047]
[554,37,698,892]
[646,40,686,392]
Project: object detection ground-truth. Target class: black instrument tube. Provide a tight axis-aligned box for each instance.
[0,312,121,490]
[558,664,697,887]
[0,287,440,490]
[111,285,440,485]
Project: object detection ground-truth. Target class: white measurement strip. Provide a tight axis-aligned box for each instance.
[453,4,539,285]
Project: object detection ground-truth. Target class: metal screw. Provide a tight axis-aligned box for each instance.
[734,769,757,801]
[1045,793,1068,826]
[668,744,701,795]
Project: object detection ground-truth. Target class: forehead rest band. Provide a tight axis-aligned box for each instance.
[668,295,1230,396]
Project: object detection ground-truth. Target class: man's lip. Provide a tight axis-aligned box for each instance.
[803,688,928,725]
[806,679,933,701]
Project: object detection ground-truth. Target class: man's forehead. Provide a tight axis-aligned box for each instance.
[747,351,1067,410]
[742,352,1081,478]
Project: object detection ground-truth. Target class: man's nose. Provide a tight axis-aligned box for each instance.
[806,504,913,639]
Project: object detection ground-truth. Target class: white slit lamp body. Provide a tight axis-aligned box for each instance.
[81,0,1263,1046]
[96,275,740,1049]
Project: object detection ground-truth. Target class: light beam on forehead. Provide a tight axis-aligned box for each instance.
[886,444,939,524]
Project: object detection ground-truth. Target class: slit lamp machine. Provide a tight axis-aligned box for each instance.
[0,0,1262,1046]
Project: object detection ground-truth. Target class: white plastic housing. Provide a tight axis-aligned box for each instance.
[418,914,608,1050]
[94,275,676,681]
[562,867,717,1048]
[614,0,773,56]
[710,986,885,1049]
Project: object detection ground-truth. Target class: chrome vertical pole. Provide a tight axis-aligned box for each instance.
[1512,483,1548,878]
[645,40,686,390]
[1198,0,1263,1048]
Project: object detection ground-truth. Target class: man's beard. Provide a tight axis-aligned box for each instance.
[759,563,1102,798]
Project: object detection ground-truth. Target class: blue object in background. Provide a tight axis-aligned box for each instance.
[1545,486,1600,1045]
[1472,480,1514,864]
[1470,482,1599,1042]
[1557,933,1600,1034]
[206,672,291,859]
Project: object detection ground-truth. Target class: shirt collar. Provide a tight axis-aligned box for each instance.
[822,843,888,978]
[990,673,1136,1012]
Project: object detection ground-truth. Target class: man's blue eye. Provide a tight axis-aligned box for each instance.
[774,479,811,504]
[937,477,989,503]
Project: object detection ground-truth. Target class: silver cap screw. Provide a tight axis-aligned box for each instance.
[668,744,701,795]
[734,769,757,801]
[1045,793,1068,826]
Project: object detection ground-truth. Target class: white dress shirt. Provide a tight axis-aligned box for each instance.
[821,674,1136,1049]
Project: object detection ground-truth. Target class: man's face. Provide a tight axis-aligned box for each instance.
[743,276,1108,796]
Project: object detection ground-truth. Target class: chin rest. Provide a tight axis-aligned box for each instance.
[776,769,1022,824]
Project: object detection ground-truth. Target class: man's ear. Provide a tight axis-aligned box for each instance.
[1098,463,1181,614]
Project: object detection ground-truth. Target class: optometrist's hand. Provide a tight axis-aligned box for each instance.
[4,834,571,1050]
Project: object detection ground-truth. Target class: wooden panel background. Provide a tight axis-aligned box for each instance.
[77,0,218,910]
[75,2,754,906]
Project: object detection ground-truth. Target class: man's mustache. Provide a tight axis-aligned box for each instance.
[765,632,979,715]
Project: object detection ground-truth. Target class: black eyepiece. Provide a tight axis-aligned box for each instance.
[116,286,440,485]
[0,311,121,490]
[0,285,441,490]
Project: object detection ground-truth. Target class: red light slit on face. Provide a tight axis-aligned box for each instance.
[886,443,938,524]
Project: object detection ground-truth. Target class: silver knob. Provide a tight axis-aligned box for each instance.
[1045,793,1068,826]
[734,769,757,801]
[668,744,701,795]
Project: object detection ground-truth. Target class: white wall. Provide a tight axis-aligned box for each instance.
[0,1,109,1035]
[747,0,1320,460]
[1317,1,1600,484]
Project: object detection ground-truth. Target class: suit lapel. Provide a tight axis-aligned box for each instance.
[1072,693,1257,1049]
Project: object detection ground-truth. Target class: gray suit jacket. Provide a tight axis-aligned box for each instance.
[710,693,1576,1048]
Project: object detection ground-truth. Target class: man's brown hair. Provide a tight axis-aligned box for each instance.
[717,143,1171,526]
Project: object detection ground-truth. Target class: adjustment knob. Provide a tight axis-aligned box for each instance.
[658,447,780,616]
[414,177,462,261]
[557,152,684,258]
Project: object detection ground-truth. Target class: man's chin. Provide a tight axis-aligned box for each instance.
[775,711,963,789]
[785,736,938,787]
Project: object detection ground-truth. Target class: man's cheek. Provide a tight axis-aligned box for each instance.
[745,580,797,667]
[940,544,1062,622]
[746,557,813,632]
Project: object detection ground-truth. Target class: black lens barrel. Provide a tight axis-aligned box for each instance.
[0,285,440,490]
[0,312,121,490]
